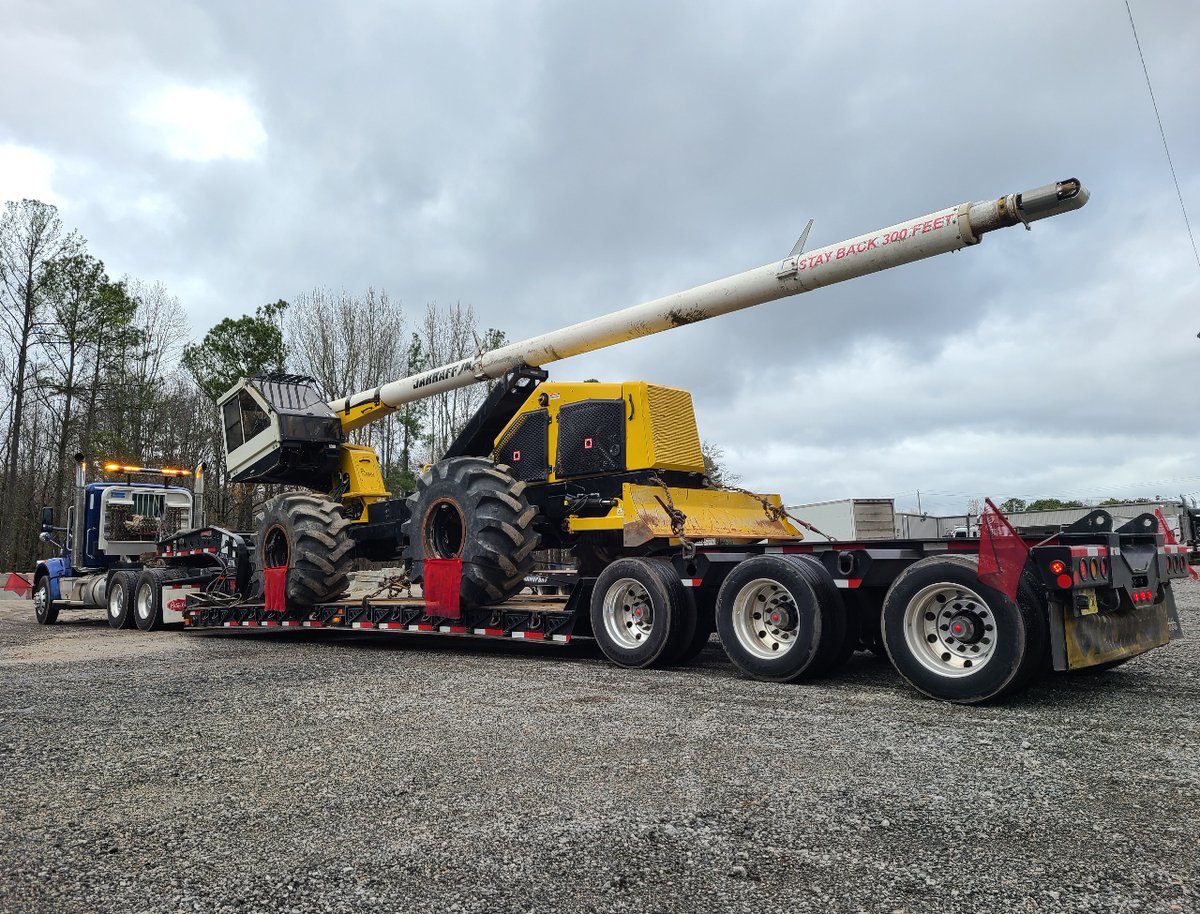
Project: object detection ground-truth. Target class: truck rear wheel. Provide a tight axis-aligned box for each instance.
[33,574,58,626]
[134,569,166,632]
[590,558,689,668]
[106,571,136,629]
[881,555,1047,704]
[403,457,539,608]
[257,493,354,607]
[715,554,844,682]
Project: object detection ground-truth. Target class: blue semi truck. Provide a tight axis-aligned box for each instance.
[32,455,209,631]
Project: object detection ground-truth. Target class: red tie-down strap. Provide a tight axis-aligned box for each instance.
[1155,508,1199,580]
[423,558,463,620]
[263,565,287,613]
[977,498,1031,601]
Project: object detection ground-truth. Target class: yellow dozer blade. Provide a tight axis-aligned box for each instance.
[619,483,801,547]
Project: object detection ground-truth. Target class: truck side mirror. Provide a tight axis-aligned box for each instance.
[40,506,54,532]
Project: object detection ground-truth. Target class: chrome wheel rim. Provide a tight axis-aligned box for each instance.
[730,578,799,659]
[903,582,997,677]
[33,585,48,618]
[601,577,654,648]
[108,582,124,619]
[136,582,154,620]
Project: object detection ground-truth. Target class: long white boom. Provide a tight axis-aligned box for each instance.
[332,178,1088,427]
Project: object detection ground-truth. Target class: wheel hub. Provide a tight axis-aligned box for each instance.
[766,605,794,629]
[730,578,800,659]
[947,612,982,644]
[903,584,998,677]
[602,578,655,648]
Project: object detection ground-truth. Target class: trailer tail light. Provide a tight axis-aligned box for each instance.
[1078,560,1088,581]
[1056,573,1073,589]
[1049,560,1067,575]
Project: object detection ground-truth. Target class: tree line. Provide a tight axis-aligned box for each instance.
[0,198,503,572]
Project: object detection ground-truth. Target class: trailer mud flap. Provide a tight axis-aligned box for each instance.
[1050,600,1174,671]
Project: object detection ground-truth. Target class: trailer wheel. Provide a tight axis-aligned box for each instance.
[403,457,539,608]
[590,558,688,668]
[789,555,852,677]
[257,493,354,607]
[881,555,1048,704]
[33,574,58,626]
[672,589,717,665]
[715,554,843,682]
[106,571,136,629]
[133,569,166,632]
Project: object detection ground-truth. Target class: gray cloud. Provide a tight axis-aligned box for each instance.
[1,0,1196,516]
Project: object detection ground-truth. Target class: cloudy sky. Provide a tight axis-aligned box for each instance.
[2,0,1197,516]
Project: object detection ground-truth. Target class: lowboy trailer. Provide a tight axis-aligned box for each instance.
[172,504,1189,704]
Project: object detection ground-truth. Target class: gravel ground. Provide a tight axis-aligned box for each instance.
[1,581,1197,914]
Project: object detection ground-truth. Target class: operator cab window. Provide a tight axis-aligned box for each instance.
[223,391,271,452]
[240,390,270,441]
[223,397,243,450]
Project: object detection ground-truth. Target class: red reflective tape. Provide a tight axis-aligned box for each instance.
[380,622,404,630]
[416,624,434,632]
[484,628,504,637]
[447,625,467,634]
[519,631,545,640]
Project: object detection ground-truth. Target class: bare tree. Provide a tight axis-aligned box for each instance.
[286,288,414,487]
[0,199,80,565]
[417,301,505,462]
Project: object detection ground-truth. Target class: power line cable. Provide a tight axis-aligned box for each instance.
[1125,0,1200,276]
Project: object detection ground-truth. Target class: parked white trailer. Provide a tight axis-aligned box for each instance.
[786,498,897,541]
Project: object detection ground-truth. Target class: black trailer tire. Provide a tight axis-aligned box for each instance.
[881,555,1048,704]
[590,558,686,668]
[133,569,166,632]
[403,457,539,608]
[33,573,58,626]
[715,554,843,682]
[673,588,717,665]
[257,493,354,607]
[106,570,136,629]
[788,555,850,677]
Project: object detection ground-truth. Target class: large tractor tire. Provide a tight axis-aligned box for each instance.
[257,493,354,607]
[880,555,1049,704]
[403,457,539,608]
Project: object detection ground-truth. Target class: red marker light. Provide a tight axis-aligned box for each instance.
[1050,560,1067,575]
[1056,573,1073,589]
